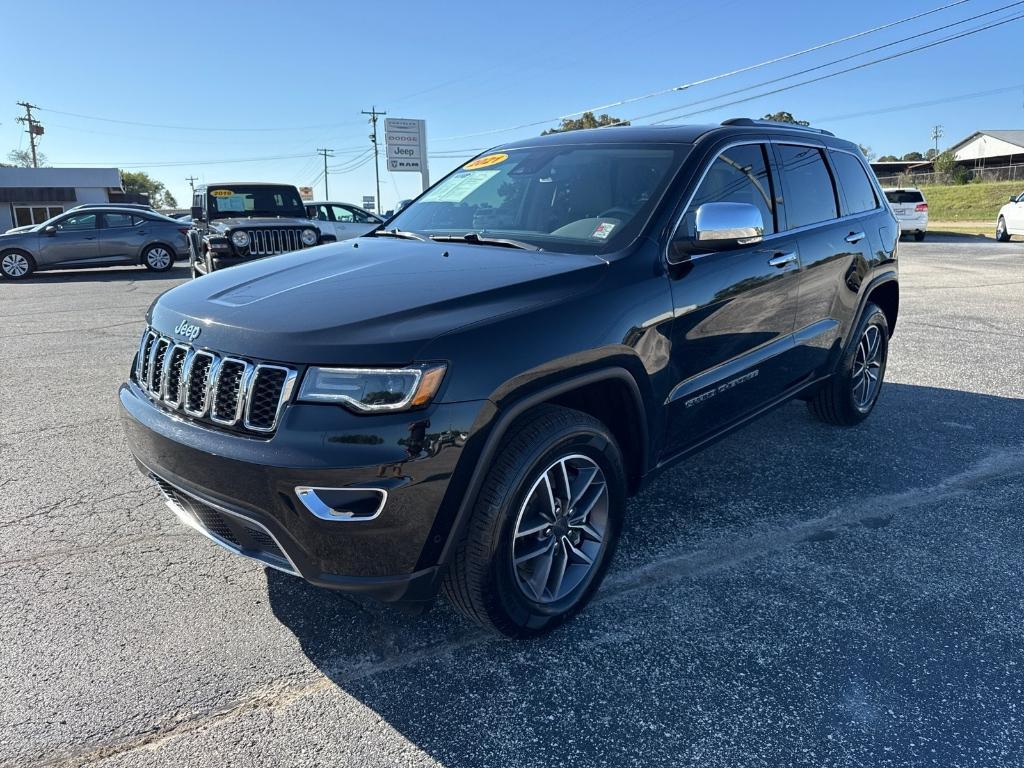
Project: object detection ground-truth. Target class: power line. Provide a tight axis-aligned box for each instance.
[35,107,364,134]
[51,151,316,168]
[430,0,974,142]
[646,10,1024,126]
[362,107,386,220]
[627,0,1024,124]
[809,83,1024,122]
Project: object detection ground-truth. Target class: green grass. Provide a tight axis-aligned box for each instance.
[917,181,1021,222]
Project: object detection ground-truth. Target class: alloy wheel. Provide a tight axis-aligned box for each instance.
[851,324,884,409]
[146,247,172,269]
[997,219,1006,239]
[511,453,609,604]
[2,252,30,277]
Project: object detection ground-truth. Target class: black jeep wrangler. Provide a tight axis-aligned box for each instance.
[122,120,899,637]
[188,183,331,277]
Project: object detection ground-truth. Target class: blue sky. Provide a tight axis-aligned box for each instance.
[2,0,1022,210]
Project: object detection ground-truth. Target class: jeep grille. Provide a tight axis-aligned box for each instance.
[244,228,310,256]
[134,328,297,434]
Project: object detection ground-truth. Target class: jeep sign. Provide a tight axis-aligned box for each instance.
[384,118,428,189]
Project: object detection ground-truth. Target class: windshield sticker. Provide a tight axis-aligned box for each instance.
[210,189,234,197]
[422,170,500,203]
[215,195,246,212]
[592,222,616,239]
[463,153,508,171]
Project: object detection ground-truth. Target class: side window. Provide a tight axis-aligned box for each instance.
[310,204,331,221]
[331,205,355,223]
[193,193,203,210]
[103,213,135,228]
[347,207,373,224]
[57,213,97,231]
[682,143,776,238]
[830,150,878,215]
[776,145,838,229]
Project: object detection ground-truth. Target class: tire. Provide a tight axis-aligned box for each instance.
[996,217,1011,243]
[142,244,174,272]
[807,303,889,427]
[0,250,35,280]
[914,231,926,242]
[442,404,626,637]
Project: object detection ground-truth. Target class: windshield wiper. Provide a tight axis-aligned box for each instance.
[372,228,429,242]
[430,233,540,251]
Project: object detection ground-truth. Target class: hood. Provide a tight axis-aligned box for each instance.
[150,237,606,365]
[208,216,315,231]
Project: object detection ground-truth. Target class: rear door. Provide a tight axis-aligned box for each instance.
[664,141,802,454]
[773,143,877,378]
[35,212,99,267]
[98,212,146,262]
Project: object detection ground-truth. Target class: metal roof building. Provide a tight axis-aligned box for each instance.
[949,131,1024,164]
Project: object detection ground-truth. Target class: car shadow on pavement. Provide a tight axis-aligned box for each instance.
[266,381,1024,766]
[13,265,188,284]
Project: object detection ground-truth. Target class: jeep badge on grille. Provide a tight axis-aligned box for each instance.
[174,320,202,342]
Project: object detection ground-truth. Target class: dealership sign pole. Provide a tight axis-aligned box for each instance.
[384,118,429,193]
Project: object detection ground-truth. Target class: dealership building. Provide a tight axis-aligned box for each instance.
[0,167,127,231]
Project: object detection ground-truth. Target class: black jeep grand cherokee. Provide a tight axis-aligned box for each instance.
[121,120,899,637]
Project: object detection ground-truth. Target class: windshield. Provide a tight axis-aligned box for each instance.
[206,185,306,219]
[387,144,687,254]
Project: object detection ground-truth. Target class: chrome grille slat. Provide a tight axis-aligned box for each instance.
[133,328,294,433]
[240,227,310,256]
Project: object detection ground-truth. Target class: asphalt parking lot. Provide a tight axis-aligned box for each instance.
[2,236,1023,767]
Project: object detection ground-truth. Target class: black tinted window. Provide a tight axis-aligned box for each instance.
[777,145,837,228]
[831,151,878,215]
[883,190,924,204]
[683,143,776,237]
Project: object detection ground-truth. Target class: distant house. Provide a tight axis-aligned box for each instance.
[869,160,933,178]
[948,130,1024,167]
[0,167,144,231]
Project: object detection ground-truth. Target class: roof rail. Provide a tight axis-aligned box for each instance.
[721,117,835,137]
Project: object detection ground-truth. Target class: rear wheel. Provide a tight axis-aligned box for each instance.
[807,303,889,426]
[142,244,174,272]
[0,250,35,280]
[442,405,625,637]
[914,231,926,242]
[996,217,1011,242]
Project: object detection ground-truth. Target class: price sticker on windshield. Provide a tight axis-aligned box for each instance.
[592,222,616,239]
[463,153,508,171]
[210,189,234,197]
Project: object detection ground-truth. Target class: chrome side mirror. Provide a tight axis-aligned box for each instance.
[671,202,764,261]
[44,224,58,236]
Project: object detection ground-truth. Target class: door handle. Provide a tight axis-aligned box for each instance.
[845,231,866,244]
[767,252,798,268]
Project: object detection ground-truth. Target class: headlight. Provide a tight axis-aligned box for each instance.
[231,230,250,247]
[301,228,318,246]
[297,364,446,412]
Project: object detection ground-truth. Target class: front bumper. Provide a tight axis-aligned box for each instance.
[119,381,486,603]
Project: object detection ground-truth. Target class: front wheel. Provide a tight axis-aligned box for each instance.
[142,245,174,272]
[0,250,35,280]
[807,303,889,426]
[442,405,626,637]
[996,217,1011,242]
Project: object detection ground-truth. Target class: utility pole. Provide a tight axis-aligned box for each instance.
[317,148,334,198]
[186,176,198,193]
[15,101,43,168]
[931,125,944,155]
[362,106,386,214]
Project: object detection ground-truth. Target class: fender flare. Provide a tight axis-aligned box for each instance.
[852,270,898,336]
[431,366,649,570]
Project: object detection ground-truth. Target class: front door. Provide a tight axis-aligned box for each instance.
[664,142,801,455]
[36,212,99,268]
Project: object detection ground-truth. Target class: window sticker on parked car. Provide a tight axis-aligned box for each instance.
[422,170,501,203]
[215,195,246,212]
[463,153,508,171]
[210,189,234,197]
[592,221,616,239]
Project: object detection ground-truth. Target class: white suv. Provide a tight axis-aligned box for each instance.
[883,188,928,241]
[996,191,1024,242]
